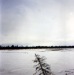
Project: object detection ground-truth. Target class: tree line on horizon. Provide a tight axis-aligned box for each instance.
[0,45,74,49]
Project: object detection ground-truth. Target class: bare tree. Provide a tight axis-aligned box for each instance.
[33,54,52,75]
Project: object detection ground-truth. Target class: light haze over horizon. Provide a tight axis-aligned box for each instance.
[1,0,74,46]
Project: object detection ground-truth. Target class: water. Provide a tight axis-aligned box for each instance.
[0,48,74,75]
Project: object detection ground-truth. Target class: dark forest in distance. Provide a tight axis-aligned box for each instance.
[0,45,74,49]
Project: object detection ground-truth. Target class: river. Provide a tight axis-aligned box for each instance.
[0,48,74,75]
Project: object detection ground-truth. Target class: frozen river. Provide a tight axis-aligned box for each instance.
[0,48,74,75]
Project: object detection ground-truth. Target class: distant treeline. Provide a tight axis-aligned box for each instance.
[0,45,74,49]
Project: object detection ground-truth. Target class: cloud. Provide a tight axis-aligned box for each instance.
[1,0,74,45]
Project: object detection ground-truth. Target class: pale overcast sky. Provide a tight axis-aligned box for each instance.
[1,0,74,46]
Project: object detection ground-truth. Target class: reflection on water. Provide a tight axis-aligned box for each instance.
[0,48,74,75]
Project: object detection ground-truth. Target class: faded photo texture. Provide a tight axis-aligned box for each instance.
[0,1,74,75]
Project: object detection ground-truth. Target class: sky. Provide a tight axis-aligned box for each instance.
[1,0,74,46]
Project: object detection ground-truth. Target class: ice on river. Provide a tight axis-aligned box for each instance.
[0,48,74,75]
